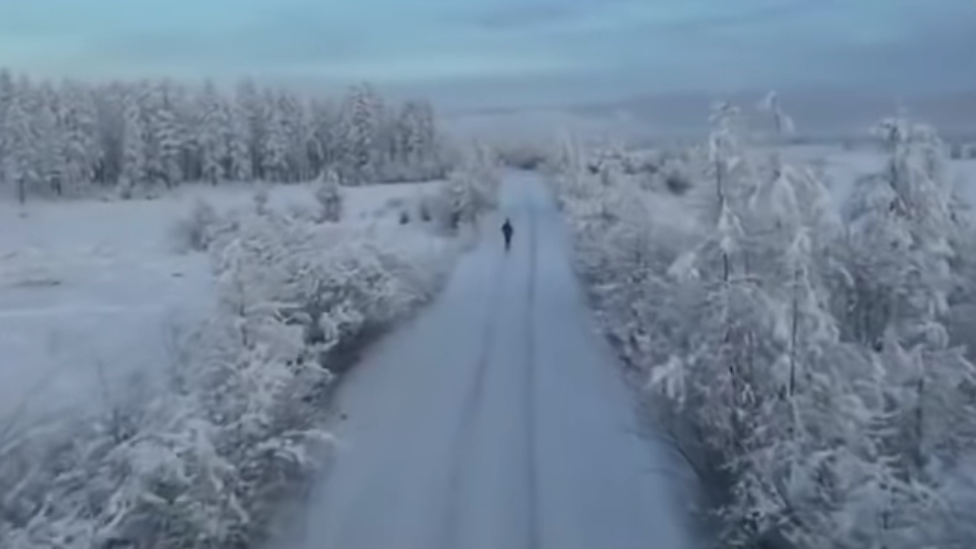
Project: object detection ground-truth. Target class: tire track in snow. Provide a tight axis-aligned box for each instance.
[442,245,508,545]
[523,209,542,548]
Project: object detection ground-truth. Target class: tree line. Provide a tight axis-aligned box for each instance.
[0,68,446,203]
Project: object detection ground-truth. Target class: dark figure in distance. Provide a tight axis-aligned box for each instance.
[501,218,513,251]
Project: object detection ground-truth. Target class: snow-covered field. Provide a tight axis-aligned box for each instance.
[778,143,976,206]
[0,181,441,422]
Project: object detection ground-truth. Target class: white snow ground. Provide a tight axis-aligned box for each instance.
[776,144,976,208]
[279,173,697,549]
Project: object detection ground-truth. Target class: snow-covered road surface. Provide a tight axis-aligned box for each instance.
[281,173,697,549]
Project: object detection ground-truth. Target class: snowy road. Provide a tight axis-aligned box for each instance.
[281,173,697,549]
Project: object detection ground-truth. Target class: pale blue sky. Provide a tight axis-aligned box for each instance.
[0,0,973,108]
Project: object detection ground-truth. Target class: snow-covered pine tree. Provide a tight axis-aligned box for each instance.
[394,101,422,167]
[314,168,343,223]
[260,90,289,182]
[274,90,298,180]
[338,83,381,185]
[138,80,167,190]
[438,141,500,232]
[33,81,64,197]
[197,79,230,185]
[163,82,198,183]
[227,101,253,182]
[89,81,125,186]
[0,67,13,188]
[58,79,100,194]
[118,86,148,198]
[278,91,315,181]
[148,79,185,188]
[551,131,591,203]
[3,76,37,204]
[413,100,437,164]
[309,98,340,170]
[235,77,267,181]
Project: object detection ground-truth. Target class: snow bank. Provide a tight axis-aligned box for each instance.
[0,181,459,549]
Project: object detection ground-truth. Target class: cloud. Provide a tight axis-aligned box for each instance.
[0,0,972,107]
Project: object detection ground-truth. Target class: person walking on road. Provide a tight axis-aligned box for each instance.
[501,218,513,251]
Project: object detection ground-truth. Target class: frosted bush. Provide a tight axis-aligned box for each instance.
[313,169,343,223]
[169,198,221,252]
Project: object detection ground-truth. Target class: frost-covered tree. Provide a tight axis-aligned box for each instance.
[550,132,591,203]
[436,142,500,232]
[843,117,976,505]
[261,90,290,182]
[234,77,266,180]
[0,67,14,182]
[118,87,148,197]
[33,82,64,196]
[145,79,185,187]
[652,102,762,424]
[314,168,343,223]
[309,98,340,169]
[226,101,252,182]
[3,77,36,204]
[197,80,230,185]
[758,91,795,139]
[642,100,920,548]
[58,79,101,194]
[278,91,317,181]
[338,83,382,185]
[726,142,909,549]
[385,99,440,179]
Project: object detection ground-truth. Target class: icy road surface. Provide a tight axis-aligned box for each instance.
[283,173,697,549]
